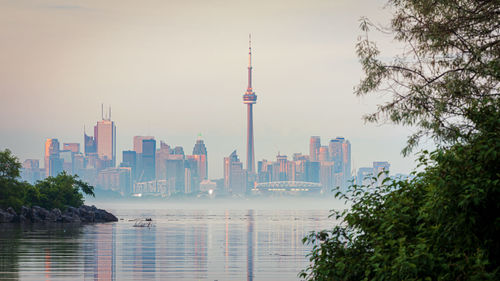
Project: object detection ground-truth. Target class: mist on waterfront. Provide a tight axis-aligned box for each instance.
[85,196,346,212]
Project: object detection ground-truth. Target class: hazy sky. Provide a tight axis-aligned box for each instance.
[0,0,428,178]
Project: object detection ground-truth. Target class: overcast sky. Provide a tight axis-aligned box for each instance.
[0,0,428,178]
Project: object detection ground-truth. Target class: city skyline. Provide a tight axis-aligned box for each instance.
[0,0,424,179]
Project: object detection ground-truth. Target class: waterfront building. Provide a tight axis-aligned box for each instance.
[97,167,132,195]
[224,150,247,194]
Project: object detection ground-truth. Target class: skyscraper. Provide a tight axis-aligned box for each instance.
[224,150,247,194]
[192,138,208,180]
[243,35,257,174]
[133,136,154,154]
[95,113,116,167]
[84,127,97,155]
[44,138,61,177]
[141,139,156,182]
[309,136,321,161]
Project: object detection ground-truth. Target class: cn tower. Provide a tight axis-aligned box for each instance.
[243,34,257,174]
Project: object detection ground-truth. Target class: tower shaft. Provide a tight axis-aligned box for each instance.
[247,103,255,174]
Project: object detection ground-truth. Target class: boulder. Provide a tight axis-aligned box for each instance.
[32,206,50,222]
[47,208,62,222]
[6,207,19,222]
[0,208,14,223]
[94,208,118,222]
[78,205,95,223]
[18,206,34,223]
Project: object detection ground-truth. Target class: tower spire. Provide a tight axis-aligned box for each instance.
[247,33,253,91]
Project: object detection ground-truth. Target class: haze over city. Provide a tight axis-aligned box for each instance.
[0,0,421,179]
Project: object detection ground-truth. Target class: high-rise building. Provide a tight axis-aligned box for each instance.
[155,142,170,181]
[63,143,80,154]
[166,158,185,193]
[121,150,137,181]
[328,137,352,188]
[84,130,97,155]
[95,112,116,167]
[45,138,61,177]
[318,146,329,162]
[192,139,208,180]
[133,136,154,154]
[224,150,247,194]
[141,139,156,182]
[309,136,321,161]
[60,150,73,174]
[243,35,257,174]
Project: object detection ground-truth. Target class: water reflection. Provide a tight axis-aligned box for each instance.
[247,210,254,281]
[0,209,332,281]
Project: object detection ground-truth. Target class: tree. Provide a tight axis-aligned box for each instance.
[301,0,500,280]
[34,172,95,210]
[355,0,499,154]
[0,149,26,210]
[0,149,95,211]
[300,126,500,280]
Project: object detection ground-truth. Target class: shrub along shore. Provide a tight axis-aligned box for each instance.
[0,149,117,224]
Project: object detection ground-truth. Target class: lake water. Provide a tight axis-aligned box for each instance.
[0,199,340,280]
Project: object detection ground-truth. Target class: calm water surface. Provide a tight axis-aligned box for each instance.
[0,205,337,280]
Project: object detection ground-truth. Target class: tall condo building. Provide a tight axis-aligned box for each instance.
[309,136,321,161]
[243,35,257,174]
[95,106,116,167]
[44,138,62,177]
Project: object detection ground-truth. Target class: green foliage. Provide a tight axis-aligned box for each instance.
[300,117,500,280]
[0,149,95,211]
[302,1,499,279]
[33,172,95,210]
[0,149,26,211]
[356,0,500,154]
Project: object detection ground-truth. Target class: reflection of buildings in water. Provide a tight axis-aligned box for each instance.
[45,248,51,281]
[84,224,116,280]
[247,210,255,281]
[191,212,208,279]
[122,225,156,280]
[224,210,246,273]
[156,211,208,279]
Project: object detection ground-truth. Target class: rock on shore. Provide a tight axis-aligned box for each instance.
[0,205,118,223]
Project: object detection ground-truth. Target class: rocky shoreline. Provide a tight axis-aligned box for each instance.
[0,205,118,223]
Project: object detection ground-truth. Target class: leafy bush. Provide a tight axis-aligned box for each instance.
[300,125,500,280]
[0,149,94,211]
